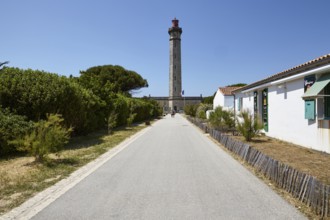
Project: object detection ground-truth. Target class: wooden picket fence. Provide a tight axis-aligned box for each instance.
[187,116,330,217]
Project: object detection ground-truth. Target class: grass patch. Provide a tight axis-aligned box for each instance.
[232,135,330,186]
[218,134,330,219]
[0,124,146,215]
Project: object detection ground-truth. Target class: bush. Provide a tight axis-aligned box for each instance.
[112,94,130,126]
[127,113,137,127]
[236,109,263,141]
[0,68,104,134]
[208,106,235,131]
[0,108,33,155]
[128,98,161,122]
[112,95,161,127]
[107,112,117,134]
[196,103,213,119]
[184,104,198,117]
[15,114,72,162]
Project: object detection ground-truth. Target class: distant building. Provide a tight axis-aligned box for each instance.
[213,87,242,110]
[150,18,202,113]
[233,54,330,153]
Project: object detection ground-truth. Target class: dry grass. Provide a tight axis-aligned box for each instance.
[0,124,146,215]
[233,135,330,185]
[225,134,330,220]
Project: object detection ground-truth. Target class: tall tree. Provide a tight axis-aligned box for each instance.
[79,65,148,98]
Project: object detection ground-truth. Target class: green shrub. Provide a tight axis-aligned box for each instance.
[15,114,72,162]
[0,68,104,134]
[208,106,235,131]
[196,103,213,119]
[127,113,137,127]
[0,108,33,155]
[113,94,130,126]
[112,95,161,127]
[236,109,263,141]
[107,112,117,134]
[184,104,198,116]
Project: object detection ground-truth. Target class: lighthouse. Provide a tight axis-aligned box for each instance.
[168,18,183,112]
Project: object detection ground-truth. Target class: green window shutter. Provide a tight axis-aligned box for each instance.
[254,91,258,115]
[324,83,330,118]
[305,100,315,120]
[262,89,268,132]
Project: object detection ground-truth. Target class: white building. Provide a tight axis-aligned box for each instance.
[213,87,242,110]
[233,54,330,153]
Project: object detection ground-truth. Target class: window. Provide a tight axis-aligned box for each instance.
[302,73,330,119]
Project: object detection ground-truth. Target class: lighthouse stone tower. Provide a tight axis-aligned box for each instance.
[168,18,183,112]
[149,19,202,113]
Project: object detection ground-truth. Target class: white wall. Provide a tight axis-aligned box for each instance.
[213,90,225,109]
[234,92,254,113]
[267,79,317,149]
[234,76,330,153]
[224,96,234,109]
[213,90,235,110]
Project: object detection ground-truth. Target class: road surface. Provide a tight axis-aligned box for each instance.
[31,114,306,220]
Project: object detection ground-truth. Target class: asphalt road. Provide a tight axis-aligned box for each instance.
[31,114,306,220]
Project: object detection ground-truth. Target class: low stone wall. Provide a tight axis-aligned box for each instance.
[187,116,330,217]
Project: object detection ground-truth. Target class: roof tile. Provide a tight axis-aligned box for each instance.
[219,86,242,95]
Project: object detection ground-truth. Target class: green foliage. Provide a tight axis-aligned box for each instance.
[196,103,213,119]
[127,113,137,127]
[0,108,33,155]
[202,92,216,104]
[0,67,104,134]
[128,98,161,122]
[112,95,161,127]
[184,104,198,117]
[15,114,72,162]
[79,65,148,97]
[107,112,117,134]
[226,83,247,87]
[236,109,263,141]
[0,65,159,158]
[112,94,130,126]
[208,106,235,131]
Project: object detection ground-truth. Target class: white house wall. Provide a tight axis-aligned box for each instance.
[234,76,330,153]
[214,90,236,110]
[235,92,254,113]
[213,90,225,109]
[224,96,235,109]
[267,79,322,151]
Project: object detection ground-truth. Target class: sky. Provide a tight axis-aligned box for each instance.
[1,0,330,97]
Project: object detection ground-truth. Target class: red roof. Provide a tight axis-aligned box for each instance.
[219,87,242,95]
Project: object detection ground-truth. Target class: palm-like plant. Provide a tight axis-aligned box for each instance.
[236,109,263,141]
[209,106,235,131]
